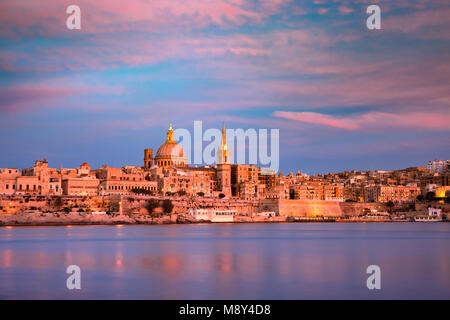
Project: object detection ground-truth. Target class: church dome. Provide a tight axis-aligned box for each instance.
[154,124,187,167]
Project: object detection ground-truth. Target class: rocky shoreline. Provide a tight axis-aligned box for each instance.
[0,211,288,226]
[0,211,187,226]
[1,211,444,227]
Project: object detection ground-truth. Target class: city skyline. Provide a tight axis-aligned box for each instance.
[1,0,449,174]
[0,121,448,176]
[1,121,447,176]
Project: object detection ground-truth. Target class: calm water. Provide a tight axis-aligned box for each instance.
[0,223,449,299]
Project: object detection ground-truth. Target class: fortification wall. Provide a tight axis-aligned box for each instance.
[2,194,432,219]
[122,195,260,216]
[258,199,391,217]
[0,195,106,215]
[277,199,343,217]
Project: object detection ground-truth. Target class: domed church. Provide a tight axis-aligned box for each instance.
[153,124,187,168]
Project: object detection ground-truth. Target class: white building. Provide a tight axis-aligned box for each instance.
[188,208,235,222]
[426,184,437,193]
[255,211,277,217]
[428,207,442,217]
[427,160,447,174]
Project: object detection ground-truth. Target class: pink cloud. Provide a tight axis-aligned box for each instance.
[0,83,121,113]
[0,85,84,112]
[234,51,450,111]
[1,30,279,73]
[338,6,355,15]
[273,111,450,132]
[383,8,450,39]
[1,1,448,124]
[0,0,291,37]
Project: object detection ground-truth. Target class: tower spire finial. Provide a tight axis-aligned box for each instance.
[221,122,226,145]
[217,122,229,164]
[166,123,175,142]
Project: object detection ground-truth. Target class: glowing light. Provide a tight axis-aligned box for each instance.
[436,190,445,198]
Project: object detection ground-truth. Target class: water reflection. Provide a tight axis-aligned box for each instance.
[0,223,449,299]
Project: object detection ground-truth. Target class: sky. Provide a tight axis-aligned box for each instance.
[0,0,449,175]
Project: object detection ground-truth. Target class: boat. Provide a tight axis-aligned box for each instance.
[187,208,235,222]
[414,216,442,222]
[360,212,391,220]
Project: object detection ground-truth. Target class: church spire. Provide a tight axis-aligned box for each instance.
[217,122,230,164]
[221,122,226,146]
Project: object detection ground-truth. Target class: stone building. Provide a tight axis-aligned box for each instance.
[62,176,100,196]
[0,168,20,195]
[155,166,215,196]
[258,169,277,190]
[19,159,61,195]
[289,183,343,201]
[231,164,259,197]
[364,185,420,203]
[96,165,157,195]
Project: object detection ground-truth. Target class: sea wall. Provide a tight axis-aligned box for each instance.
[277,199,342,217]
[122,195,260,216]
[259,199,389,217]
[2,194,430,219]
[0,195,107,215]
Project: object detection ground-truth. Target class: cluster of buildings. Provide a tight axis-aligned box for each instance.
[0,124,449,204]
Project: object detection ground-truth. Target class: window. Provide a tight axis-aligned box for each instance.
[6,184,9,189]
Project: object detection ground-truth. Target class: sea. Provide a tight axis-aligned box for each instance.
[0,223,449,299]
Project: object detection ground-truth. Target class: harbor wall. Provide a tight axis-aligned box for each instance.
[122,195,260,216]
[259,199,388,217]
[4,194,439,219]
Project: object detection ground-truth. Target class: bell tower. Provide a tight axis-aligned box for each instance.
[216,122,231,197]
[144,148,153,169]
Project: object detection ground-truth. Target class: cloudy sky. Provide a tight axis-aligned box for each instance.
[0,0,449,174]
